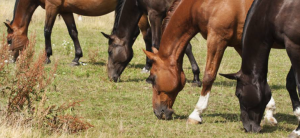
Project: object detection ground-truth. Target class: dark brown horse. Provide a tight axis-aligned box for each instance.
[101,0,201,86]
[4,0,149,66]
[221,0,300,136]
[143,0,278,124]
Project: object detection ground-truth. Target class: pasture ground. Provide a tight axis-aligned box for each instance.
[0,0,296,137]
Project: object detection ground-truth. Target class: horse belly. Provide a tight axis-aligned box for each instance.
[60,0,117,16]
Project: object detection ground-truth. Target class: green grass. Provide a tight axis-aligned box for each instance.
[0,0,296,137]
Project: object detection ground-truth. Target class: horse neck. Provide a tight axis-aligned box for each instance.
[113,0,142,41]
[240,0,272,81]
[11,0,39,35]
[158,0,197,67]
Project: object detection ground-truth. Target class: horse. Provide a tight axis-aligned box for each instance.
[220,0,300,136]
[143,0,278,124]
[101,0,201,86]
[4,0,149,66]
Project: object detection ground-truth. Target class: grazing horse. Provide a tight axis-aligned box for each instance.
[143,0,278,124]
[221,0,300,136]
[101,0,201,86]
[4,0,149,66]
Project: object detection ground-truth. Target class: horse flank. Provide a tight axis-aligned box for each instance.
[162,0,182,33]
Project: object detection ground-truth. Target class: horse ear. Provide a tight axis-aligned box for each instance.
[4,22,13,32]
[152,47,158,54]
[219,72,240,80]
[143,49,156,61]
[101,32,112,40]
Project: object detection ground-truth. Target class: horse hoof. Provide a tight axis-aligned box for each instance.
[141,67,150,73]
[288,131,300,138]
[187,118,202,124]
[70,62,80,66]
[264,116,277,126]
[45,58,51,64]
[191,80,202,87]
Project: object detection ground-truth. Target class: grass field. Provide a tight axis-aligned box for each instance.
[0,0,297,137]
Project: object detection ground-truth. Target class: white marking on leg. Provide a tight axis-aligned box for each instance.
[294,107,300,121]
[141,67,150,73]
[264,96,277,125]
[188,92,210,122]
[292,130,300,136]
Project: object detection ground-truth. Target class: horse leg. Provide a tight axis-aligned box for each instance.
[187,32,227,124]
[138,14,152,73]
[61,13,83,66]
[185,43,201,87]
[44,4,58,64]
[148,11,164,50]
[284,40,300,137]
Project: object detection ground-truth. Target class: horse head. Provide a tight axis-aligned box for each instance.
[144,48,186,120]
[102,32,134,82]
[4,20,28,61]
[220,71,271,132]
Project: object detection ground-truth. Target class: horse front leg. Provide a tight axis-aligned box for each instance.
[187,32,227,124]
[148,11,163,50]
[138,14,152,73]
[44,4,58,64]
[61,13,83,66]
[185,43,201,87]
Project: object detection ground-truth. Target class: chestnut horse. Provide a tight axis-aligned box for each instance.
[4,0,149,66]
[221,0,300,135]
[101,0,201,85]
[143,0,278,124]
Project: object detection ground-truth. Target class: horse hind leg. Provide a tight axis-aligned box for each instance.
[138,14,152,73]
[284,39,300,137]
[185,43,201,87]
[44,5,58,64]
[61,13,83,66]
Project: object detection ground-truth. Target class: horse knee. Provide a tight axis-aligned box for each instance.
[202,73,216,85]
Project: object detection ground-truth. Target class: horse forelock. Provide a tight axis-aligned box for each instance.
[112,0,126,35]
[162,0,182,33]
[11,0,20,25]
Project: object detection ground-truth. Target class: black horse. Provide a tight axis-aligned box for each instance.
[102,0,201,86]
[221,0,300,136]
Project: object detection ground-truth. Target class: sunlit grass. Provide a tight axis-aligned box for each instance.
[0,0,296,137]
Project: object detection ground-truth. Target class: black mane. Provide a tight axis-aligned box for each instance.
[11,0,20,25]
[112,0,126,34]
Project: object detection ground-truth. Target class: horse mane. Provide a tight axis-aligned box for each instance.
[112,0,126,34]
[10,0,20,25]
[241,0,260,45]
[162,0,182,33]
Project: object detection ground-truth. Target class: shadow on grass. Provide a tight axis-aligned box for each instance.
[127,63,146,69]
[90,61,106,66]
